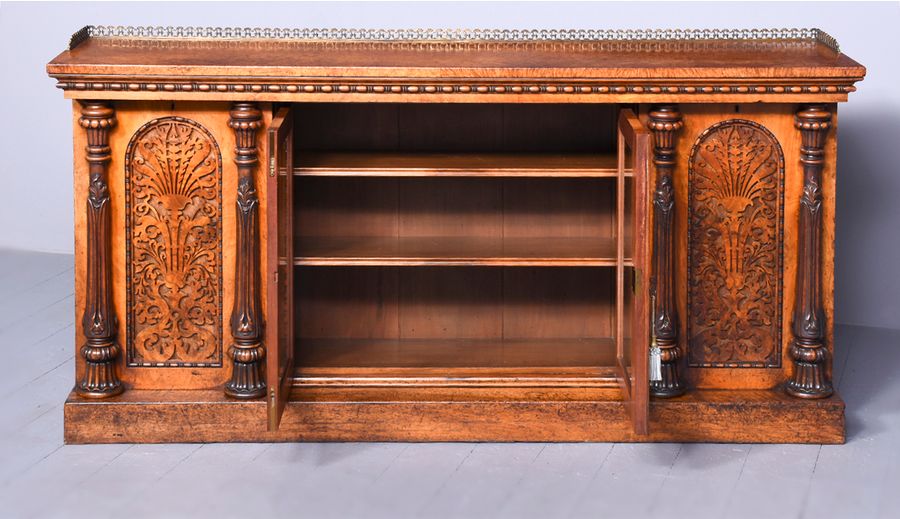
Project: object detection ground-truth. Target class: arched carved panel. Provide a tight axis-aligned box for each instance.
[688,119,784,368]
[125,116,223,367]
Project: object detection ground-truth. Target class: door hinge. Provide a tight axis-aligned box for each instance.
[269,155,276,177]
[274,270,279,284]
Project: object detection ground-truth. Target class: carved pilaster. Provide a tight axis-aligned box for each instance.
[647,105,685,398]
[78,102,123,398]
[225,102,266,399]
[786,105,833,398]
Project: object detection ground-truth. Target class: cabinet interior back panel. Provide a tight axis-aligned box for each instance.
[295,267,614,340]
[294,178,615,239]
[293,103,618,153]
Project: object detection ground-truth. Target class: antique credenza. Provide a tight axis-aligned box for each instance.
[47,27,865,443]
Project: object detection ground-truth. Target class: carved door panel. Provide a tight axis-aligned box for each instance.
[266,107,294,430]
[616,109,651,435]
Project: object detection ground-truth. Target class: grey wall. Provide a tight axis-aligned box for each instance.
[1,1,897,329]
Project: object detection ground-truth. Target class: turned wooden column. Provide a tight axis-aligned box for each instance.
[786,105,833,398]
[78,102,123,397]
[647,105,685,398]
[225,102,266,399]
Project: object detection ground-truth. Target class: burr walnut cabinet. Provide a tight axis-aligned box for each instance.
[46,26,865,443]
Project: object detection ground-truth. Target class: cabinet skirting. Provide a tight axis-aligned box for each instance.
[63,388,844,444]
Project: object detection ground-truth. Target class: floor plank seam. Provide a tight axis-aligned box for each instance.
[0,265,74,301]
[155,444,204,483]
[798,445,824,519]
[417,444,477,516]
[494,444,547,516]
[648,444,683,516]
[0,292,74,332]
[20,352,74,388]
[372,444,409,483]
[5,359,74,431]
[16,403,62,433]
[835,332,854,391]
[20,320,74,350]
[25,445,138,519]
[566,443,615,518]
[82,444,133,483]
[722,445,752,517]
[8,443,64,484]
[248,443,273,463]
[0,258,72,294]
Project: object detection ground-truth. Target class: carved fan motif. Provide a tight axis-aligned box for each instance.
[126,117,223,366]
[688,120,784,367]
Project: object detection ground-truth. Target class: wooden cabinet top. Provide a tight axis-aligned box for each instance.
[47,26,865,102]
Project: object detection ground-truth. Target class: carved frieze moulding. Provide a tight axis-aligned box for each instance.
[54,80,858,97]
[688,120,784,368]
[125,116,224,367]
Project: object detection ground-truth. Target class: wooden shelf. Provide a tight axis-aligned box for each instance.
[294,152,622,177]
[294,236,631,266]
[294,337,620,387]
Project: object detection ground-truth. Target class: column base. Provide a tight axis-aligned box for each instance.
[786,363,834,399]
[77,342,123,398]
[224,343,266,399]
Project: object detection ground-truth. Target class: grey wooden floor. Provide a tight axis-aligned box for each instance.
[0,249,898,519]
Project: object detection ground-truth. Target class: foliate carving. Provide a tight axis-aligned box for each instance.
[648,105,685,398]
[225,102,266,399]
[787,105,833,398]
[78,102,123,397]
[653,174,676,341]
[125,117,223,367]
[688,120,784,367]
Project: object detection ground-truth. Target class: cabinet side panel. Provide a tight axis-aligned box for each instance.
[822,106,837,383]
[73,101,87,386]
[664,104,835,390]
[91,101,273,390]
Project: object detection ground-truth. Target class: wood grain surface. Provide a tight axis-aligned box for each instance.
[63,387,845,444]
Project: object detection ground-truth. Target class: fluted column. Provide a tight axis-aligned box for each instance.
[647,105,685,398]
[225,102,266,399]
[78,102,123,398]
[786,105,833,399]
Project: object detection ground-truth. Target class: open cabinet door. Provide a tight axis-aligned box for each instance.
[616,109,651,435]
[266,107,294,431]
